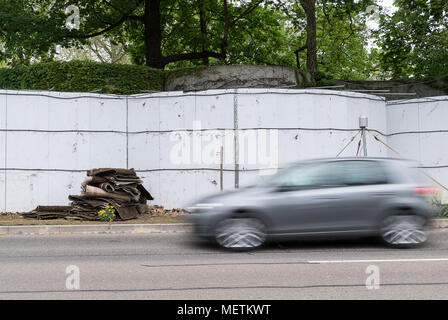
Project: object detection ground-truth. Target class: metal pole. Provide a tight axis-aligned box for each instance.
[362,129,367,156]
[359,116,368,157]
[220,145,224,192]
[234,91,239,189]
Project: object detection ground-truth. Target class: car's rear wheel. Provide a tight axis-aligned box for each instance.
[380,215,427,247]
[215,218,266,250]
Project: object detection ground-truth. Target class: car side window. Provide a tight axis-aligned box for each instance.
[268,164,322,188]
[309,162,347,187]
[269,163,346,188]
[268,161,388,189]
[340,161,389,186]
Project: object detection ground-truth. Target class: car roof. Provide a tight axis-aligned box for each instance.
[289,157,416,166]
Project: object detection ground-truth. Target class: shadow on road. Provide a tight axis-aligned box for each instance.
[187,234,428,253]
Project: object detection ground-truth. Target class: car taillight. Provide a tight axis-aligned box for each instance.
[413,187,438,196]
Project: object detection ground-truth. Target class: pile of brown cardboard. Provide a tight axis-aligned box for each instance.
[23,168,153,221]
[68,168,153,220]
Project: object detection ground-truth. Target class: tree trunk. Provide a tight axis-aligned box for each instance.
[299,0,318,72]
[199,1,209,65]
[145,0,164,69]
[294,45,307,70]
[141,0,260,68]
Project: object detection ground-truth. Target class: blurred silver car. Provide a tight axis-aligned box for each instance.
[187,158,437,250]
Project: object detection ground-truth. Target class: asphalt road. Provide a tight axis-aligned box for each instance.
[1,230,448,299]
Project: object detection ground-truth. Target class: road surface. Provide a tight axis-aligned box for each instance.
[1,230,448,299]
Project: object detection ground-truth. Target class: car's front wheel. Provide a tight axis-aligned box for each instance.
[215,218,266,250]
[380,215,427,247]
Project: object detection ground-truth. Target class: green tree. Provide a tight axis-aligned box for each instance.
[276,0,377,79]
[0,0,72,64]
[378,0,448,78]
[0,0,268,69]
[143,3,298,69]
[0,0,381,80]
[316,0,378,80]
[56,36,131,64]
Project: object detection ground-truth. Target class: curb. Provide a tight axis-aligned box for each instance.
[0,223,193,236]
[429,219,448,229]
[0,219,447,236]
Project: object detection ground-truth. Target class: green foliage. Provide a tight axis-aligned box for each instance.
[0,0,76,64]
[98,206,116,223]
[161,0,379,80]
[0,61,166,94]
[0,0,381,80]
[3,0,445,82]
[378,0,448,79]
[0,61,336,93]
[123,1,297,69]
[164,66,207,81]
[0,0,142,65]
[312,71,335,86]
[272,0,378,80]
[314,0,378,80]
[429,192,448,218]
[223,6,296,67]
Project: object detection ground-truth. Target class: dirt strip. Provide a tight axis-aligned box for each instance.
[0,213,188,226]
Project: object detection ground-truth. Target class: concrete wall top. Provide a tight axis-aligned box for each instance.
[387,96,448,106]
[0,88,386,101]
[0,89,126,100]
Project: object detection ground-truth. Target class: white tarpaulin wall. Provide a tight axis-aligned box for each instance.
[386,97,448,199]
[0,88,446,212]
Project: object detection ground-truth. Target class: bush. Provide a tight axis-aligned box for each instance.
[98,205,116,222]
[0,61,166,94]
[429,191,448,218]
